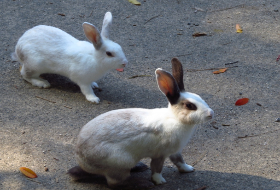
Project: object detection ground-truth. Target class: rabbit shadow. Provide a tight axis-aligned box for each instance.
[40,74,81,93]
[72,168,280,190]
[72,162,153,190]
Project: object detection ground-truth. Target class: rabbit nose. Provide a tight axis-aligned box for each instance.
[207,109,214,119]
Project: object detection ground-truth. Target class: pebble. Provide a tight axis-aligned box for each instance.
[275,118,280,122]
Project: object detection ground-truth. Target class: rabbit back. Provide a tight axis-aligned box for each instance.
[15,25,97,78]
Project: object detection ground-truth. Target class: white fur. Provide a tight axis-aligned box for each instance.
[12,12,128,103]
[74,62,214,186]
[177,162,194,173]
[152,173,166,184]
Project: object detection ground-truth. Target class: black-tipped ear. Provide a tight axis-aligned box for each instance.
[171,58,185,91]
[156,69,180,105]
[83,22,103,50]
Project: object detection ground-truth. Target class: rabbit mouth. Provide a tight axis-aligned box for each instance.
[116,63,126,72]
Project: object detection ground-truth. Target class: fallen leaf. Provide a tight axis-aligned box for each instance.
[129,74,152,79]
[235,98,249,106]
[236,24,242,33]
[222,124,230,126]
[276,55,280,62]
[58,13,65,16]
[213,68,227,74]
[19,167,37,178]
[192,32,207,37]
[127,0,141,5]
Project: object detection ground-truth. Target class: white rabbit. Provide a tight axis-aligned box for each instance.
[11,12,128,103]
[68,58,214,188]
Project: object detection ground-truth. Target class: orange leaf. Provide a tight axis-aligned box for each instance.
[236,24,243,33]
[235,98,249,106]
[219,68,227,73]
[213,68,227,74]
[19,167,37,178]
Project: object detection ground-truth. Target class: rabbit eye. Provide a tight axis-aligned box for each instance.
[185,103,197,110]
[106,51,114,57]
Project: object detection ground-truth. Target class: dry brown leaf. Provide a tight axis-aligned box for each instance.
[236,24,243,33]
[192,32,207,37]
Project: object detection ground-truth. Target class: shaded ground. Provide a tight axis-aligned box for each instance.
[0,0,280,189]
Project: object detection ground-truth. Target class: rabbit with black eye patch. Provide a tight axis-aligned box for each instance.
[11,12,128,103]
[68,58,214,188]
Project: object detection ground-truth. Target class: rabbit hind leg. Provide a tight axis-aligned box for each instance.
[20,64,50,88]
[105,169,130,187]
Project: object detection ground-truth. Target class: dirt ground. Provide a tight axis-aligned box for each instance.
[1,0,280,189]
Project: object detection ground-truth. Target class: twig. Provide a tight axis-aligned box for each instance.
[210,4,245,12]
[88,10,93,17]
[63,105,72,109]
[26,178,42,184]
[186,65,238,72]
[129,75,152,79]
[195,186,208,190]
[237,128,280,139]
[35,96,56,103]
[144,15,161,25]
[225,61,239,65]
[192,151,208,166]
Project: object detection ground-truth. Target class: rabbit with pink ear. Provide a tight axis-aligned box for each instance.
[68,58,214,188]
[11,12,128,103]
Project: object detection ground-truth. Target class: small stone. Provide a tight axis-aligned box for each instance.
[275,118,280,122]
[239,92,242,95]
[187,23,191,25]
[274,9,279,12]
[194,23,199,26]
[45,167,49,172]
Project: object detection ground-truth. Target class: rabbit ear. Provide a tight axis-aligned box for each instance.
[171,58,185,91]
[156,69,180,105]
[101,12,112,39]
[83,22,103,50]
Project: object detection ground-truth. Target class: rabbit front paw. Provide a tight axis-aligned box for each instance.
[151,173,166,185]
[177,163,194,173]
[91,82,99,88]
[31,79,51,88]
[86,96,100,103]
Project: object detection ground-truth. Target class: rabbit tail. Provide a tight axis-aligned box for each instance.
[11,52,19,62]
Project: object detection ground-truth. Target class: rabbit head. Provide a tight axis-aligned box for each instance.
[82,12,128,72]
[156,58,214,125]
